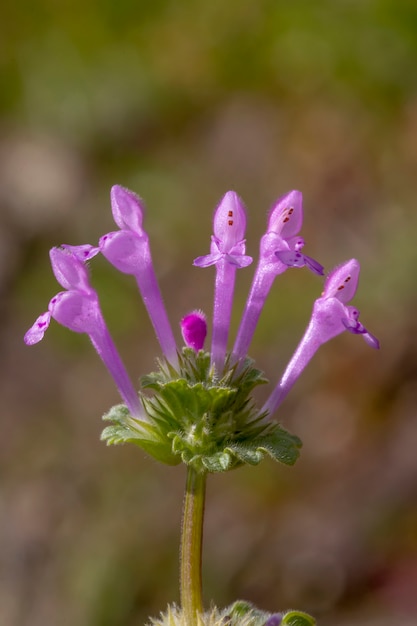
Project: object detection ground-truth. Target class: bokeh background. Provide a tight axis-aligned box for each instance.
[2,1,417,624]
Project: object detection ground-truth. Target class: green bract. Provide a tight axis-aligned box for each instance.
[101,348,302,472]
[147,602,316,625]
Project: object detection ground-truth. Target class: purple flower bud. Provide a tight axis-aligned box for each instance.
[262,259,379,416]
[181,310,207,351]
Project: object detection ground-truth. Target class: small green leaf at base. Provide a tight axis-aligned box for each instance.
[147,603,315,626]
[100,404,180,465]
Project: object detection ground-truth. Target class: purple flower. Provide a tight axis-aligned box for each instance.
[232,190,324,362]
[194,191,252,373]
[264,614,282,626]
[25,185,379,435]
[262,259,379,416]
[181,310,207,352]
[24,247,143,418]
[99,185,178,366]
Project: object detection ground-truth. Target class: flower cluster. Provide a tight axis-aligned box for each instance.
[25,186,379,471]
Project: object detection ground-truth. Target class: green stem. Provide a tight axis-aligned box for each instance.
[180,466,207,623]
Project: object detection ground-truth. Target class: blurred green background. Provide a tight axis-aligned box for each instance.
[2,0,417,624]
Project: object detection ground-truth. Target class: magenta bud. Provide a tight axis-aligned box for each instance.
[181,310,207,351]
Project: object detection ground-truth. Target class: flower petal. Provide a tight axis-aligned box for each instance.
[213,191,247,253]
[303,253,325,276]
[224,253,253,268]
[49,247,92,292]
[50,291,101,334]
[323,259,360,303]
[193,252,223,268]
[61,244,100,262]
[24,311,51,345]
[275,250,324,275]
[275,249,305,268]
[110,185,145,233]
[267,190,303,237]
[342,308,380,349]
[100,229,150,275]
[363,331,380,349]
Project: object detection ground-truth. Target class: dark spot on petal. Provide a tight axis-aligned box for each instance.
[228,220,233,226]
[228,210,233,217]
[283,207,294,223]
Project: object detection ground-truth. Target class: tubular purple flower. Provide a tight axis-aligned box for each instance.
[232,191,324,362]
[193,191,252,373]
[262,259,379,417]
[99,185,178,366]
[24,247,143,418]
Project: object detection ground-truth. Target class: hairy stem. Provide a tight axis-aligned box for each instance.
[180,466,207,623]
